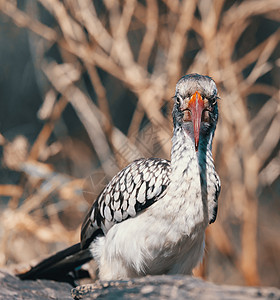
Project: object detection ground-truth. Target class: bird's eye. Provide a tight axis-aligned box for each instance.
[176,97,182,106]
[209,96,218,106]
[211,95,221,106]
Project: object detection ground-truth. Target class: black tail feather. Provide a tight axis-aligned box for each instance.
[17,243,92,286]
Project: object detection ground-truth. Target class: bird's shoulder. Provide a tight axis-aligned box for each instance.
[81,158,171,248]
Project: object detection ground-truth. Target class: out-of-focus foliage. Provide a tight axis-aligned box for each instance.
[0,0,279,287]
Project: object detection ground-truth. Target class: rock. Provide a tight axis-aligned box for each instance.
[0,270,72,300]
[71,275,280,300]
[1,270,280,300]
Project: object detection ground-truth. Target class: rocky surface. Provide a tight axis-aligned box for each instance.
[0,270,72,300]
[71,275,280,300]
[1,270,280,300]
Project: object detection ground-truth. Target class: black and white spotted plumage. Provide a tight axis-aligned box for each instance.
[81,158,171,248]
[19,73,221,284]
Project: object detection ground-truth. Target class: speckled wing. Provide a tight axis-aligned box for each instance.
[81,158,171,249]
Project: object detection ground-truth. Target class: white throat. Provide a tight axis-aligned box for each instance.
[162,127,210,236]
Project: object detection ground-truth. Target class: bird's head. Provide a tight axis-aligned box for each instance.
[172,74,219,151]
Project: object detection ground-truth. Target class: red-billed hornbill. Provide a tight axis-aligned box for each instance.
[19,73,220,284]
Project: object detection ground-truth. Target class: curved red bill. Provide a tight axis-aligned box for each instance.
[188,91,204,151]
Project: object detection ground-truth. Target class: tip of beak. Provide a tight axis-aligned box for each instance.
[195,139,199,151]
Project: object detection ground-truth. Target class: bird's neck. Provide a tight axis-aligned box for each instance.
[167,127,215,233]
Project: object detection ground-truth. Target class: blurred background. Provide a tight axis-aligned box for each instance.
[0,0,279,288]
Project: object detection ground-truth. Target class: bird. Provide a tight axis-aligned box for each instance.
[18,73,220,285]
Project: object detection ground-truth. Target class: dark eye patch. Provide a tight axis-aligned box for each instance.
[208,95,218,105]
